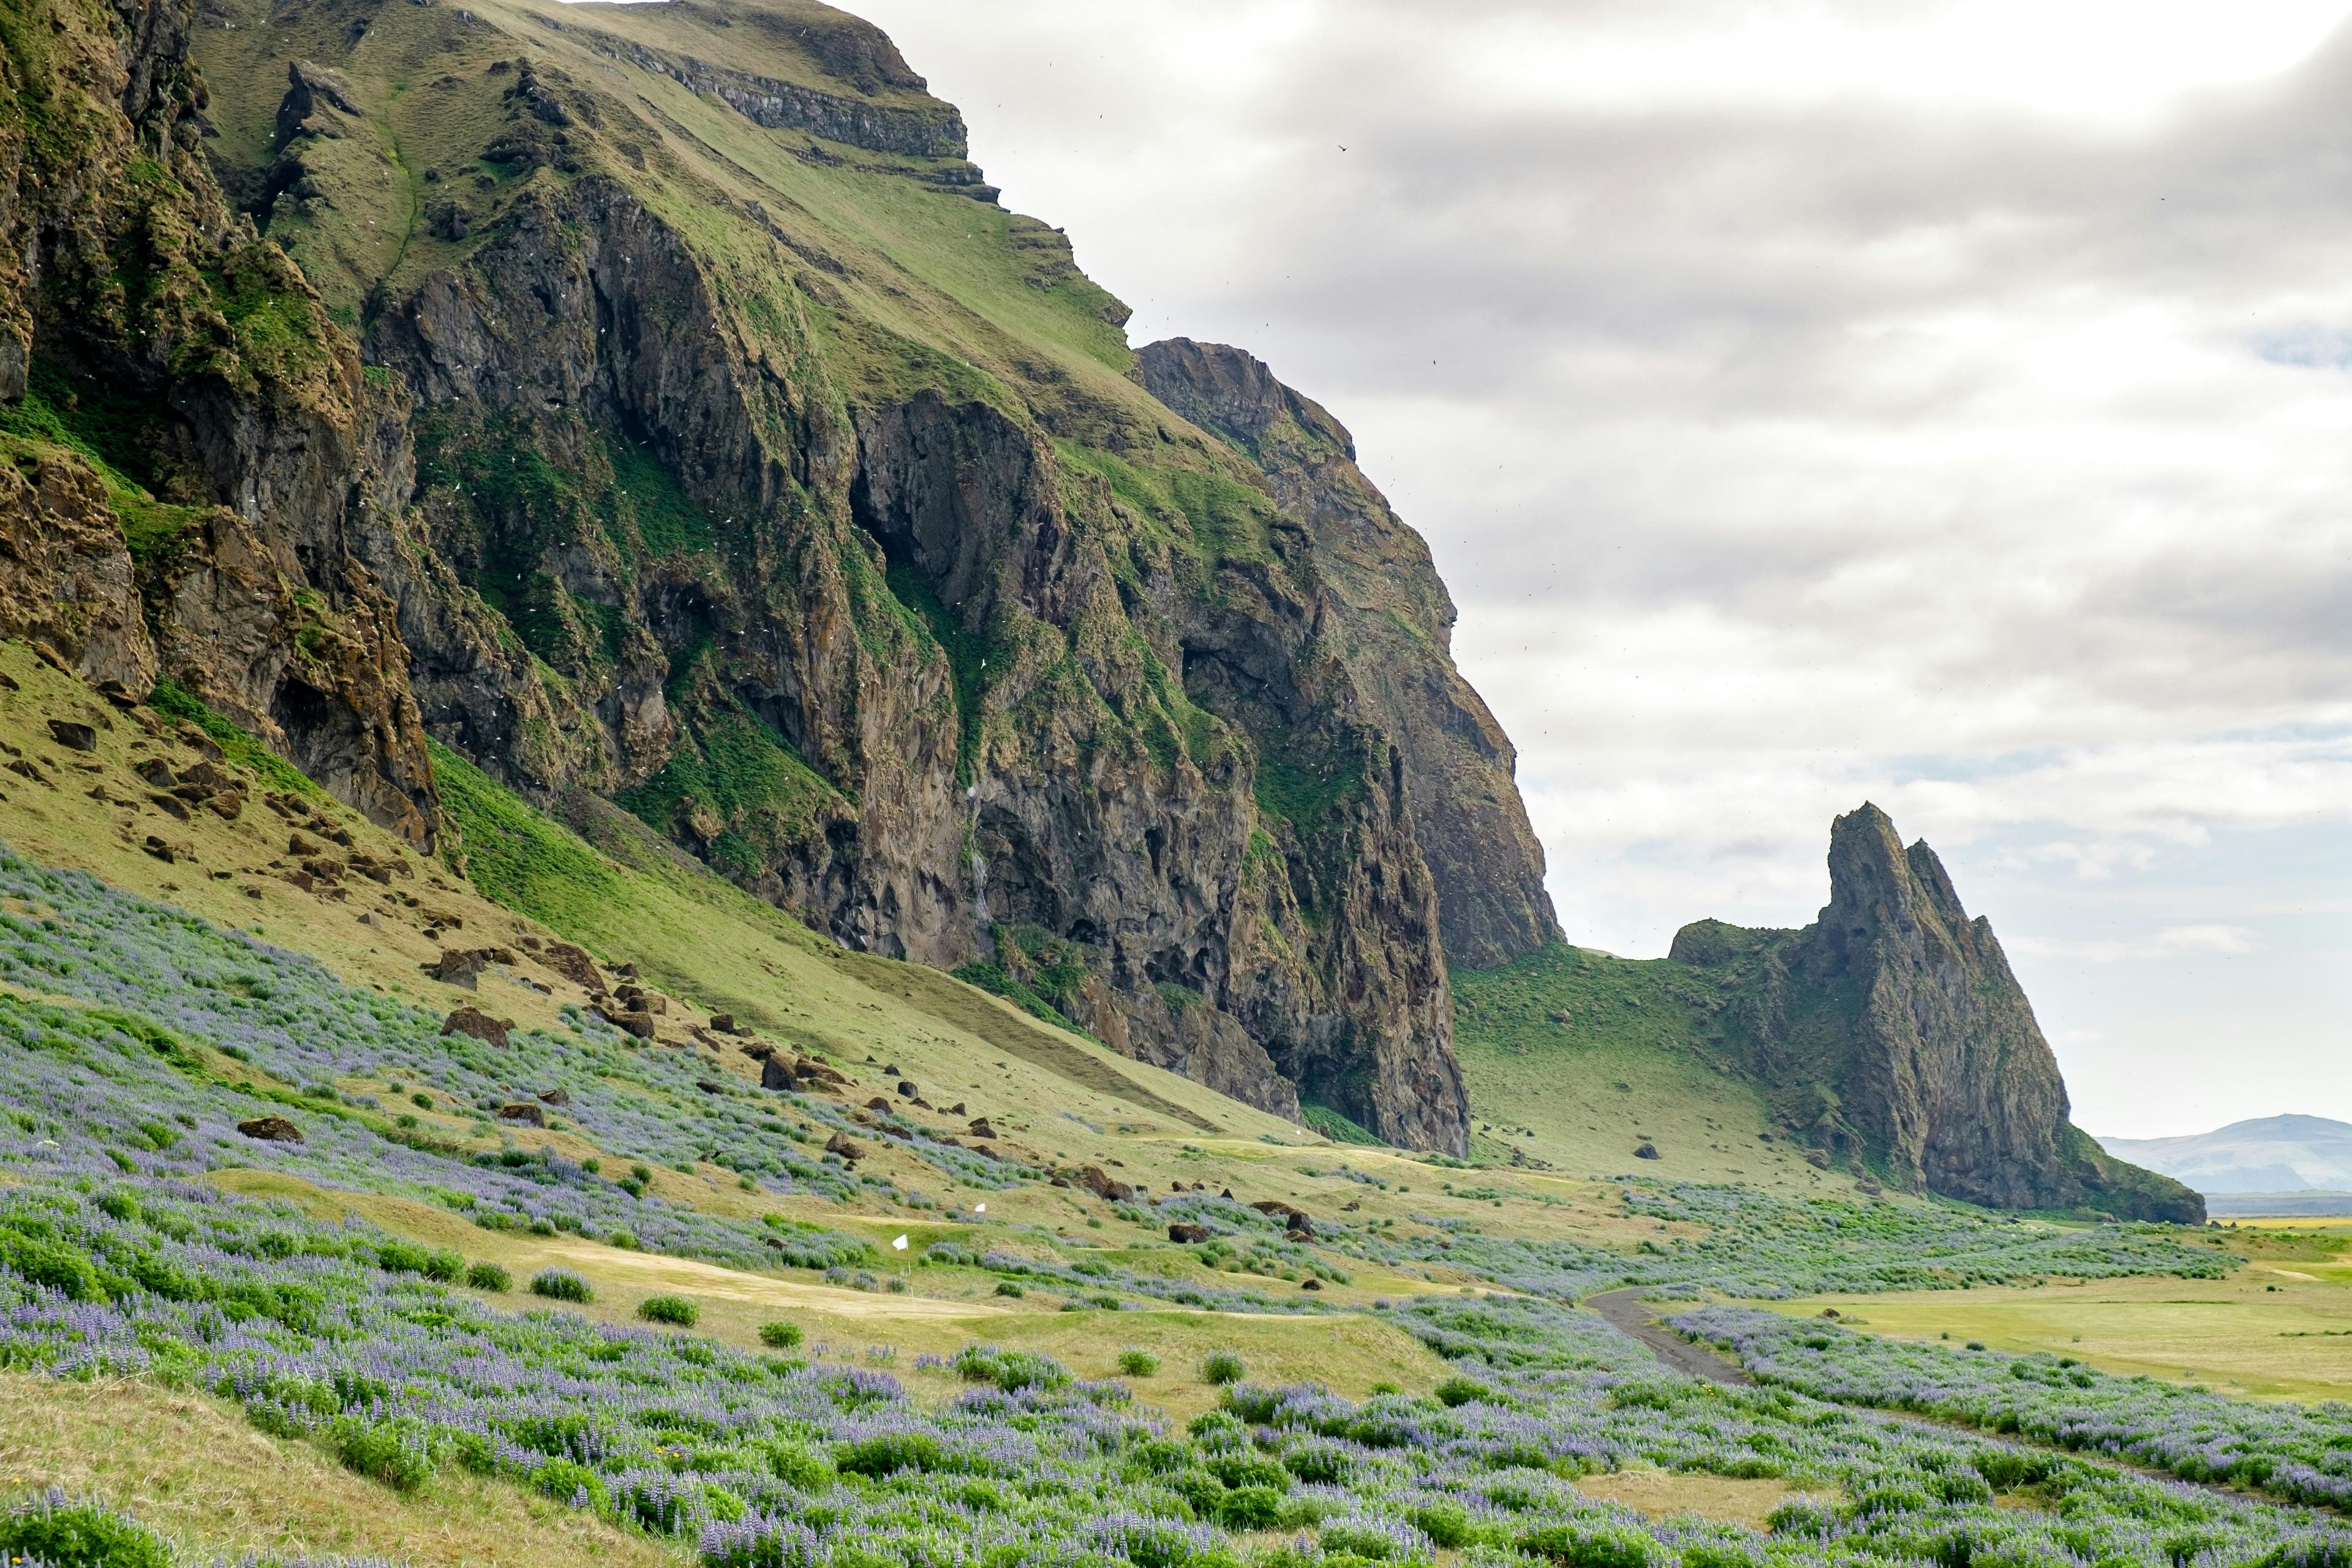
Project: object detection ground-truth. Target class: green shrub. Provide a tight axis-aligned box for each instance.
[637,1294,699,1327]
[1201,1350,1247,1385]
[0,1227,104,1302]
[1213,1485,1285,1529]
[1516,1521,1660,1568]
[759,1320,805,1349]
[1407,1501,1474,1549]
[0,1493,172,1568]
[465,1261,511,1292]
[836,1432,947,1476]
[1320,1522,1409,1561]
[529,1457,609,1510]
[374,1239,431,1275]
[951,1344,1071,1392]
[530,1267,593,1303]
[1435,1374,1500,1407]
[764,1440,835,1490]
[333,1419,437,1493]
[993,1280,1023,1298]
[1765,1498,1847,1536]
[1118,1349,1161,1377]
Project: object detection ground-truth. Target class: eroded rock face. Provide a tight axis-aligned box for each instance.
[1137,339,1558,970]
[0,0,434,843]
[0,0,1485,1149]
[1673,805,2204,1222]
[360,167,1465,1147]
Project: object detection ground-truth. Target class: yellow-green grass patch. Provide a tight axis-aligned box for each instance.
[1750,1270,2352,1401]
[0,1373,688,1567]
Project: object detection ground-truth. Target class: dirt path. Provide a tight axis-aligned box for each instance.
[1586,1288,1754,1385]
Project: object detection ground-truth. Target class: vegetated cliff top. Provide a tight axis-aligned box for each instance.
[0,0,1566,1153]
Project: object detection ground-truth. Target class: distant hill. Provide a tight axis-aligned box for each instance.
[2099,1115,2352,1196]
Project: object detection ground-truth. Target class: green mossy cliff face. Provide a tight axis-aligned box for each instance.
[17,0,1549,1152]
[1669,805,2203,1223]
[0,0,434,839]
[1138,339,1558,970]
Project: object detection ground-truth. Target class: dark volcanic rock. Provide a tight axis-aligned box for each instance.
[1674,804,2203,1223]
[1137,338,1558,970]
[0,0,1521,1155]
[0,4,435,843]
[440,1006,511,1047]
[237,1116,303,1143]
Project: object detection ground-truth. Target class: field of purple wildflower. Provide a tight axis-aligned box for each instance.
[4,838,2345,1567]
[1675,1305,2352,1510]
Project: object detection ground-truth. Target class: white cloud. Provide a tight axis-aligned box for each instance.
[2010,922,2261,963]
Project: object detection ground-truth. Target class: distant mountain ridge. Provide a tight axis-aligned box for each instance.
[2099,1115,2352,1196]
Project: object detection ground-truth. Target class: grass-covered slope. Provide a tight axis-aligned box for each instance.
[1453,944,1844,1195]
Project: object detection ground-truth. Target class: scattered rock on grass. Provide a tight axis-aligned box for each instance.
[440,1006,511,1047]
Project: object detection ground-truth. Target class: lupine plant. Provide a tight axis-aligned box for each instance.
[0,839,2331,1568]
[1675,1304,2352,1509]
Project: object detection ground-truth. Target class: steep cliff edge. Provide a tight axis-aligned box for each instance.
[1668,805,2203,1222]
[153,0,1496,1149]
[1136,339,1558,970]
[0,0,434,839]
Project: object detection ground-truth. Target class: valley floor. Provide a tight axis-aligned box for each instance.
[0,642,2346,1567]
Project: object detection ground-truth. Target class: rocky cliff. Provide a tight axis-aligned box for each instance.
[0,0,434,840]
[1670,805,2203,1223]
[1137,339,1558,970]
[0,0,1558,1151]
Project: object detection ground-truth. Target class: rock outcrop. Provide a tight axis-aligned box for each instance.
[149,0,1504,1150]
[1671,805,2204,1223]
[0,0,434,843]
[1137,339,1559,969]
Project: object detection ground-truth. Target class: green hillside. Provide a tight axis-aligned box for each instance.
[1453,943,1843,1196]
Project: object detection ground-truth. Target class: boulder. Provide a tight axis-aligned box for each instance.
[1167,1223,1210,1244]
[538,941,602,992]
[46,719,97,751]
[237,1116,303,1143]
[1251,1199,1314,1238]
[496,1102,545,1126]
[1080,1166,1136,1204]
[824,1132,864,1162]
[440,1006,511,1047]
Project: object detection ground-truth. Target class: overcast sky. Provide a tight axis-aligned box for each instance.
[843,0,2352,1138]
